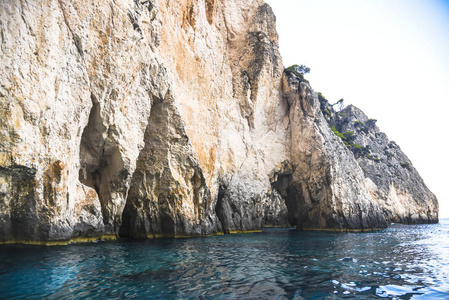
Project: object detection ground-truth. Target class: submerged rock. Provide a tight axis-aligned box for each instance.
[0,0,437,243]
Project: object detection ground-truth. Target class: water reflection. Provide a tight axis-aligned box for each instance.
[1,222,449,299]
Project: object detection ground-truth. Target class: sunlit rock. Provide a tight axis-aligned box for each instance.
[0,0,437,243]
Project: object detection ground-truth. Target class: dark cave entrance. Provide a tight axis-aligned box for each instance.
[269,173,297,227]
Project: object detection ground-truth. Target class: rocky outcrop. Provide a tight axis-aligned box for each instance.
[0,0,437,244]
[334,105,438,223]
[282,74,388,231]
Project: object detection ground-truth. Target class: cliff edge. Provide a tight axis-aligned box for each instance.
[0,0,437,244]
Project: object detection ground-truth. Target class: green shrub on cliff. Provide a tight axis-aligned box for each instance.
[352,143,363,150]
[400,162,410,168]
[284,64,310,82]
[353,121,368,134]
[365,153,381,162]
[330,126,373,158]
[331,126,345,140]
[343,131,355,143]
[286,64,310,75]
[332,98,344,112]
[350,143,371,157]
[317,92,328,103]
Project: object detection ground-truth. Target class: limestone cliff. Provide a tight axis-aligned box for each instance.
[283,75,388,231]
[0,0,437,244]
[335,105,438,223]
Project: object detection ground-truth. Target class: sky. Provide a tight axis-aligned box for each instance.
[264,0,449,218]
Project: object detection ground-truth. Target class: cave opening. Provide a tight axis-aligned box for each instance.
[270,173,297,227]
[78,94,106,193]
[78,94,127,233]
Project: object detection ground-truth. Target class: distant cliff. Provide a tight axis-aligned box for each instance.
[0,0,437,244]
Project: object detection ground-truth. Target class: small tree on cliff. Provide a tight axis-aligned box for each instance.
[332,99,344,112]
[285,64,310,76]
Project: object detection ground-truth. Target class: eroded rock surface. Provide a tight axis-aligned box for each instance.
[335,105,438,223]
[157,0,291,233]
[283,74,388,231]
[0,0,437,243]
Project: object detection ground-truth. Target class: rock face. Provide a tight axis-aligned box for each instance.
[0,0,437,243]
[283,75,388,231]
[335,105,438,223]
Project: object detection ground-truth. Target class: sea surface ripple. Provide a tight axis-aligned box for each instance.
[1,220,449,299]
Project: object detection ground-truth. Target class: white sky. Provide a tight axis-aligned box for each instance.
[264,0,449,218]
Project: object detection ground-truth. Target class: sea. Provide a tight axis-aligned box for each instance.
[1,220,448,299]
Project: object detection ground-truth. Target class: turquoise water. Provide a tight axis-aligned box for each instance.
[1,221,449,299]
